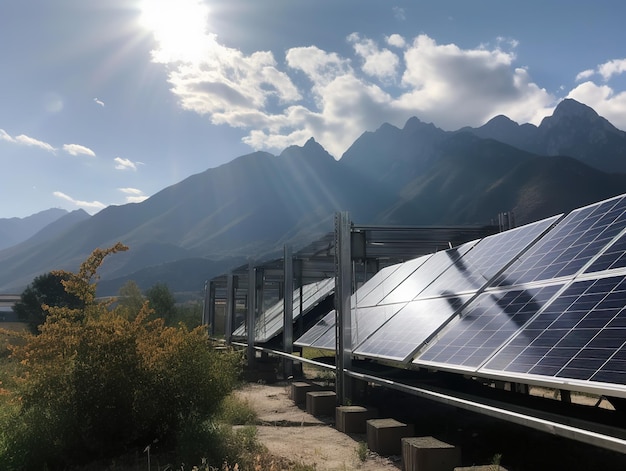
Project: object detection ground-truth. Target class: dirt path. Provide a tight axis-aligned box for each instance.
[235,382,400,471]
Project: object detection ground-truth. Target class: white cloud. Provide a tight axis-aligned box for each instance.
[567,81,626,130]
[14,134,56,153]
[598,59,626,81]
[150,27,563,158]
[348,33,399,81]
[393,6,406,21]
[63,143,96,157]
[0,129,14,143]
[576,69,595,82]
[53,191,106,213]
[386,34,406,49]
[119,187,148,204]
[114,157,138,171]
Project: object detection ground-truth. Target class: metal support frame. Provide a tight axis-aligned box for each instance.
[247,261,256,367]
[207,281,216,337]
[283,245,294,377]
[335,211,353,405]
[225,273,235,344]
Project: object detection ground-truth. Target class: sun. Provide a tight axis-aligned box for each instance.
[139,0,211,63]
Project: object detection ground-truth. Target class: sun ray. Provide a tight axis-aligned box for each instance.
[139,0,211,63]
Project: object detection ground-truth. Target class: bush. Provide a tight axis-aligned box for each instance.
[0,243,243,470]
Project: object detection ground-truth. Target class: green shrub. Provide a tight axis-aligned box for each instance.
[216,394,258,425]
[0,243,244,470]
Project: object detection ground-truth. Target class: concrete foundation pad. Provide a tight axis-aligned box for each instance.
[290,381,322,407]
[401,436,461,471]
[306,390,337,416]
[454,466,508,471]
[335,405,379,434]
[366,418,415,456]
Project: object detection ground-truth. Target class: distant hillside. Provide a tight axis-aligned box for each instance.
[0,208,70,250]
[2,99,626,295]
[461,99,626,174]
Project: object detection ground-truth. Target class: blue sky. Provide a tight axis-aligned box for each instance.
[2,0,626,219]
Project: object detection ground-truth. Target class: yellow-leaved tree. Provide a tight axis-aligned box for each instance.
[1,243,242,470]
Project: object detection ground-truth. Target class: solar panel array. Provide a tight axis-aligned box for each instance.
[233,278,334,343]
[296,193,626,396]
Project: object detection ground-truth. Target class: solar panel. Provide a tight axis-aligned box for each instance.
[583,231,626,274]
[484,275,626,386]
[356,254,431,307]
[354,294,471,362]
[419,216,560,299]
[492,195,626,287]
[352,302,408,346]
[294,310,336,347]
[414,283,563,370]
[352,263,402,304]
[234,278,334,342]
[379,242,476,305]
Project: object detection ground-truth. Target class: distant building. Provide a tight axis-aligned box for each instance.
[0,294,20,322]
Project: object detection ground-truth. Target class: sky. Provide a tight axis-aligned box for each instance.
[2,0,626,219]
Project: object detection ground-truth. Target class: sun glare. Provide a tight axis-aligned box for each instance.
[139,0,210,63]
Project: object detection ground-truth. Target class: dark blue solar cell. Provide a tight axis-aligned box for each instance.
[484,275,626,386]
[414,284,562,369]
[354,295,471,362]
[419,217,559,299]
[496,195,626,286]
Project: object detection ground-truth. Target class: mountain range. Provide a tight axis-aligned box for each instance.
[2,98,626,296]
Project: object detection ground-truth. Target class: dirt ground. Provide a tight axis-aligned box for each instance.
[234,382,401,471]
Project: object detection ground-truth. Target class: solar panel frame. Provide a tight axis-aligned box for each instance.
[419,216,561,299]
[492,194,626,288]
[378,241,477,305]
[356,254,432,307]
[353,294,472,362]
[413,282,564,371]
[233,278,334,342]
[294,310,336,347]
[482,274,626,392]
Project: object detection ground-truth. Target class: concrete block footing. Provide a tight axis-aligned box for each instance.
[401,436,462,471]
[366,418,415,456]
[306,390,337,416]
[290,381,322,407]
[335,405,379,434]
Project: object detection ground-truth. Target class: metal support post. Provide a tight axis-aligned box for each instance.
[335,211,353,405]
[208,281,216,337]
[247,261,256,367]
[225,274,235,344]
[283,245,294,377]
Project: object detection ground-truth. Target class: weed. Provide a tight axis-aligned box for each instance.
[356,441,368,462]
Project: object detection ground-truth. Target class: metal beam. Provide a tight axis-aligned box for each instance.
[283,244,294,377]
[335,211,352,405]
[247,261,256,367]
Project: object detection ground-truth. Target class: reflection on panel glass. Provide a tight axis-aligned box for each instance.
[485,276,626,385]
[380,242,476,305]
[233,278,334,342]
[294,310,335,347]
[415,283,562,369]
[356,255,431,307]
[352,302,408,347]
[354,295,471,362]
[493,195,626,287]
[420,217,559,299]
[352,264,402,305]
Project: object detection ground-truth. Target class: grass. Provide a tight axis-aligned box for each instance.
[356,441,368,462]
[216,393,258,425]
